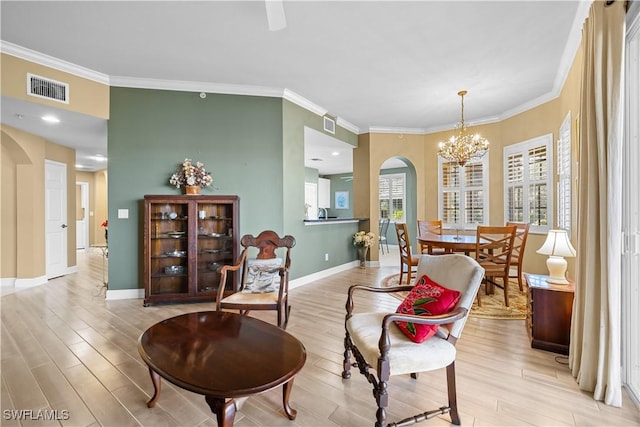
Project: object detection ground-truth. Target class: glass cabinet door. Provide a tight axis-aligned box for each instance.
[149,202,189,296]
[196,201,235,294]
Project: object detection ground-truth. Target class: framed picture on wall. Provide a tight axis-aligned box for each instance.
[335,191,349,209]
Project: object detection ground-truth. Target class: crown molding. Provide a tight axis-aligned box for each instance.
[368,126,427,135]
[553,1,592,96]
[282,88,327,116]
[110,75,283,98]
[336,117,359,134]
[0,40,110,85]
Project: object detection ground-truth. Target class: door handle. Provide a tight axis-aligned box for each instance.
[61,224,68,228]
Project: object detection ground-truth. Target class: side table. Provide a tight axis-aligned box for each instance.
[524,273,575,355]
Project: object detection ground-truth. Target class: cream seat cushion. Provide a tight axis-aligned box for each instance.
[346,312,456,377]
[220,292,279,305]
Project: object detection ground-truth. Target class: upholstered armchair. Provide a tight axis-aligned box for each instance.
[343,254,484,427]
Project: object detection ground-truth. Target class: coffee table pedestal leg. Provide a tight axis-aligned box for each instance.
[146,368,161,408]
[206,396,236,427]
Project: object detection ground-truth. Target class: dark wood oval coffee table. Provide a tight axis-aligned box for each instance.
[138,311,307,427]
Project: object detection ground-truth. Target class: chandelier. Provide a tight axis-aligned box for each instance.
[437,90,489,167]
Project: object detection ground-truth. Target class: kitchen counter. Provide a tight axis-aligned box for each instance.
[303,218,368,225]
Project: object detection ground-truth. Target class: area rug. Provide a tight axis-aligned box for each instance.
[380,274,527,320]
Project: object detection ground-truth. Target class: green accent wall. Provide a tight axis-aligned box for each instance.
[107,89,358,291]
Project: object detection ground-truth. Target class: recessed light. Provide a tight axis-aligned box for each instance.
[331,151,340,156]
[310,158,323,162]
[42,115,60,123]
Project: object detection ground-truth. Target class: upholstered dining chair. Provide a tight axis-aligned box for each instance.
[417,219,449,255]
[395,223,419,284]
[379,218,391,254]
[474,225,517,307]
[215,230,296,329]
[343,254,484,427]
[506,221,530,291]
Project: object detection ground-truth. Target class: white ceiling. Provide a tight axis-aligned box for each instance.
[0,1,590,173]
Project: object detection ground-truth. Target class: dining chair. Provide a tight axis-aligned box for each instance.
[506,221,530,291]
[395,223,420,284]
[417,219,449,255]
[215,230,296,329]
[343,254,485,427]
[474,225,517,307]
[378,218,390,254]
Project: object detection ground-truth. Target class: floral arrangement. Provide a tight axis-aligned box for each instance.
[169,158,213,189]
[101,220,108,243]
[353,230,378,248]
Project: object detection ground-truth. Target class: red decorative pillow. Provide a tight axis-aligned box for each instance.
[394,275,461,343]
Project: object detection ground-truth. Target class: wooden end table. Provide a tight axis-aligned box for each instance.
[138,311,307,426]
[524,273,575,355]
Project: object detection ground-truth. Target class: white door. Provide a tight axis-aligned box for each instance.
[76,182,89,249]
[46,160,68,278]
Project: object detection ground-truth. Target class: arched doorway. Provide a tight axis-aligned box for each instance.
[378,156,417,251]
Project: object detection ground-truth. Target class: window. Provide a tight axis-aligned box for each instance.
[504,134,553,233]
[557,113,572,232]
[438,156,489,228]
[379,173,405,222]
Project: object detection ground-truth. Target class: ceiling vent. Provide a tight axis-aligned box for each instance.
[323,115,336,134]
[27,73,69,104]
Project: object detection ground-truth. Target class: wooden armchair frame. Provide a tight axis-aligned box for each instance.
[342,254,484,427]
[215,230,296,329]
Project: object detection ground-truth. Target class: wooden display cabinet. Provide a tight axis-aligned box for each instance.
[524,273,575,355]
[143,194,239,306]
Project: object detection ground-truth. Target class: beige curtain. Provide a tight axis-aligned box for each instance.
[570,0,625,407]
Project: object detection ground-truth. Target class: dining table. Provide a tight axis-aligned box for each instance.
[417,234,479,255]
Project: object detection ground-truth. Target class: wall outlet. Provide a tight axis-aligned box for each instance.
[324,253,329,261]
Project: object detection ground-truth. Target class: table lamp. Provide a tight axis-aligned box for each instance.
[536,229,576,284]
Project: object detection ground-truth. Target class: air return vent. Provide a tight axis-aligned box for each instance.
[323,115,336,134]
[27,73,69,104]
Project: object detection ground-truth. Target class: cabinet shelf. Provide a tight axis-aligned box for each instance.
[143,195,239,306]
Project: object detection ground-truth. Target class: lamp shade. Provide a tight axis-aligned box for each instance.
[536,230,576,257]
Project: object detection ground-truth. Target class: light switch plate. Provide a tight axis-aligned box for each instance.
[117,209,129,219]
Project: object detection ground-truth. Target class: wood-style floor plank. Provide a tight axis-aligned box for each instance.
[1,249,638,426]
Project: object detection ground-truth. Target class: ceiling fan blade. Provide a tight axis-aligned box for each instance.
[265,0,287,31]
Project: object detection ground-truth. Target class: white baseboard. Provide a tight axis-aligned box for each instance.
[289,261,378,289]
[15,275,48,289]
[105,288,144,300]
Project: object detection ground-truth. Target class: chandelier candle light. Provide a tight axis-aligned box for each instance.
[437,90,490,167]
[536,229,576,285]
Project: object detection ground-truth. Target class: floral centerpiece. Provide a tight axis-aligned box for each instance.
[169,158,213,194]
[353,230,378,268]
[353,230,377,248]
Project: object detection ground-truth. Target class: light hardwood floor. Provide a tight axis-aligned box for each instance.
[1,248,638,427]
